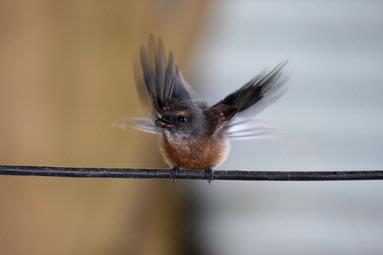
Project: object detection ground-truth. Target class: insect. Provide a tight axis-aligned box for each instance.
[130,35,287,181]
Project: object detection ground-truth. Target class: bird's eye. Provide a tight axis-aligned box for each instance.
[176,115,186,123]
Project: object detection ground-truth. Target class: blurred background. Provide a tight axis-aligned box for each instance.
[0,0,382,254]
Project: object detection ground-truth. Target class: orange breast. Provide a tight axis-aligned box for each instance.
[159,134,230,170]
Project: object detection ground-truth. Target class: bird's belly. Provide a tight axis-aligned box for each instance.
[159,135,230,170]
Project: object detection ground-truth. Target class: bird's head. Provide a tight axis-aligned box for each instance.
[155,103,205,138]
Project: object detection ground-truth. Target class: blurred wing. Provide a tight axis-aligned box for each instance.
[205,62,287,135]
[209,62,287,117]
[226,117,276,140]
[135,34,194,114]
[112,117,159,134]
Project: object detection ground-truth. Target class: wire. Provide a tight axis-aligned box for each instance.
[0,165,382,181]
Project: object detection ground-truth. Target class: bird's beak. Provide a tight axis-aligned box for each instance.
[155,118,172,128]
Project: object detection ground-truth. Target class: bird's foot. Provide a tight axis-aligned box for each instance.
[205,167,214,184]
[171,165,180,183]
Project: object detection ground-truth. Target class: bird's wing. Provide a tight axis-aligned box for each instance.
[205,62,287,136]
[134,34,195,115]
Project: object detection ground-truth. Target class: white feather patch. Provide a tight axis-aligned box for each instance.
[111,117,159,134]
[226,117,276,140]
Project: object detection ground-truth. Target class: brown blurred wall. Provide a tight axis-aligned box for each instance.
[0,1,210,254]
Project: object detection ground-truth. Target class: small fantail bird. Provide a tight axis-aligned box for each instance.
[130,35,287,179]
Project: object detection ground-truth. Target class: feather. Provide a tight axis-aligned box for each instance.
[210,61,287,119]
[205,62,287,136]
[226,117,276,140]
[112,117,159,134]
[135,35,195,114]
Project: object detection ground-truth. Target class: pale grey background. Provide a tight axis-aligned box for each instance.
[190,1,383,254]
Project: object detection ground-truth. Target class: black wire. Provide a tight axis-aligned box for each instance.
[0,165,382,181]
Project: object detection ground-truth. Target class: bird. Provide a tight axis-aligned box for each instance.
[129,35,287,181]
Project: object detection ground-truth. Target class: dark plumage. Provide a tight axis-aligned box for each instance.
[207,62,286,122]
[203,63,286,136]
[136,34,193,114]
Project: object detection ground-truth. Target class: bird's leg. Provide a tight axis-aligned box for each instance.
[205,167,214,184]
[171,165,180,183]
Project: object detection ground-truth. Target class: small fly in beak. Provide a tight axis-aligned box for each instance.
[155,115,172,128]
